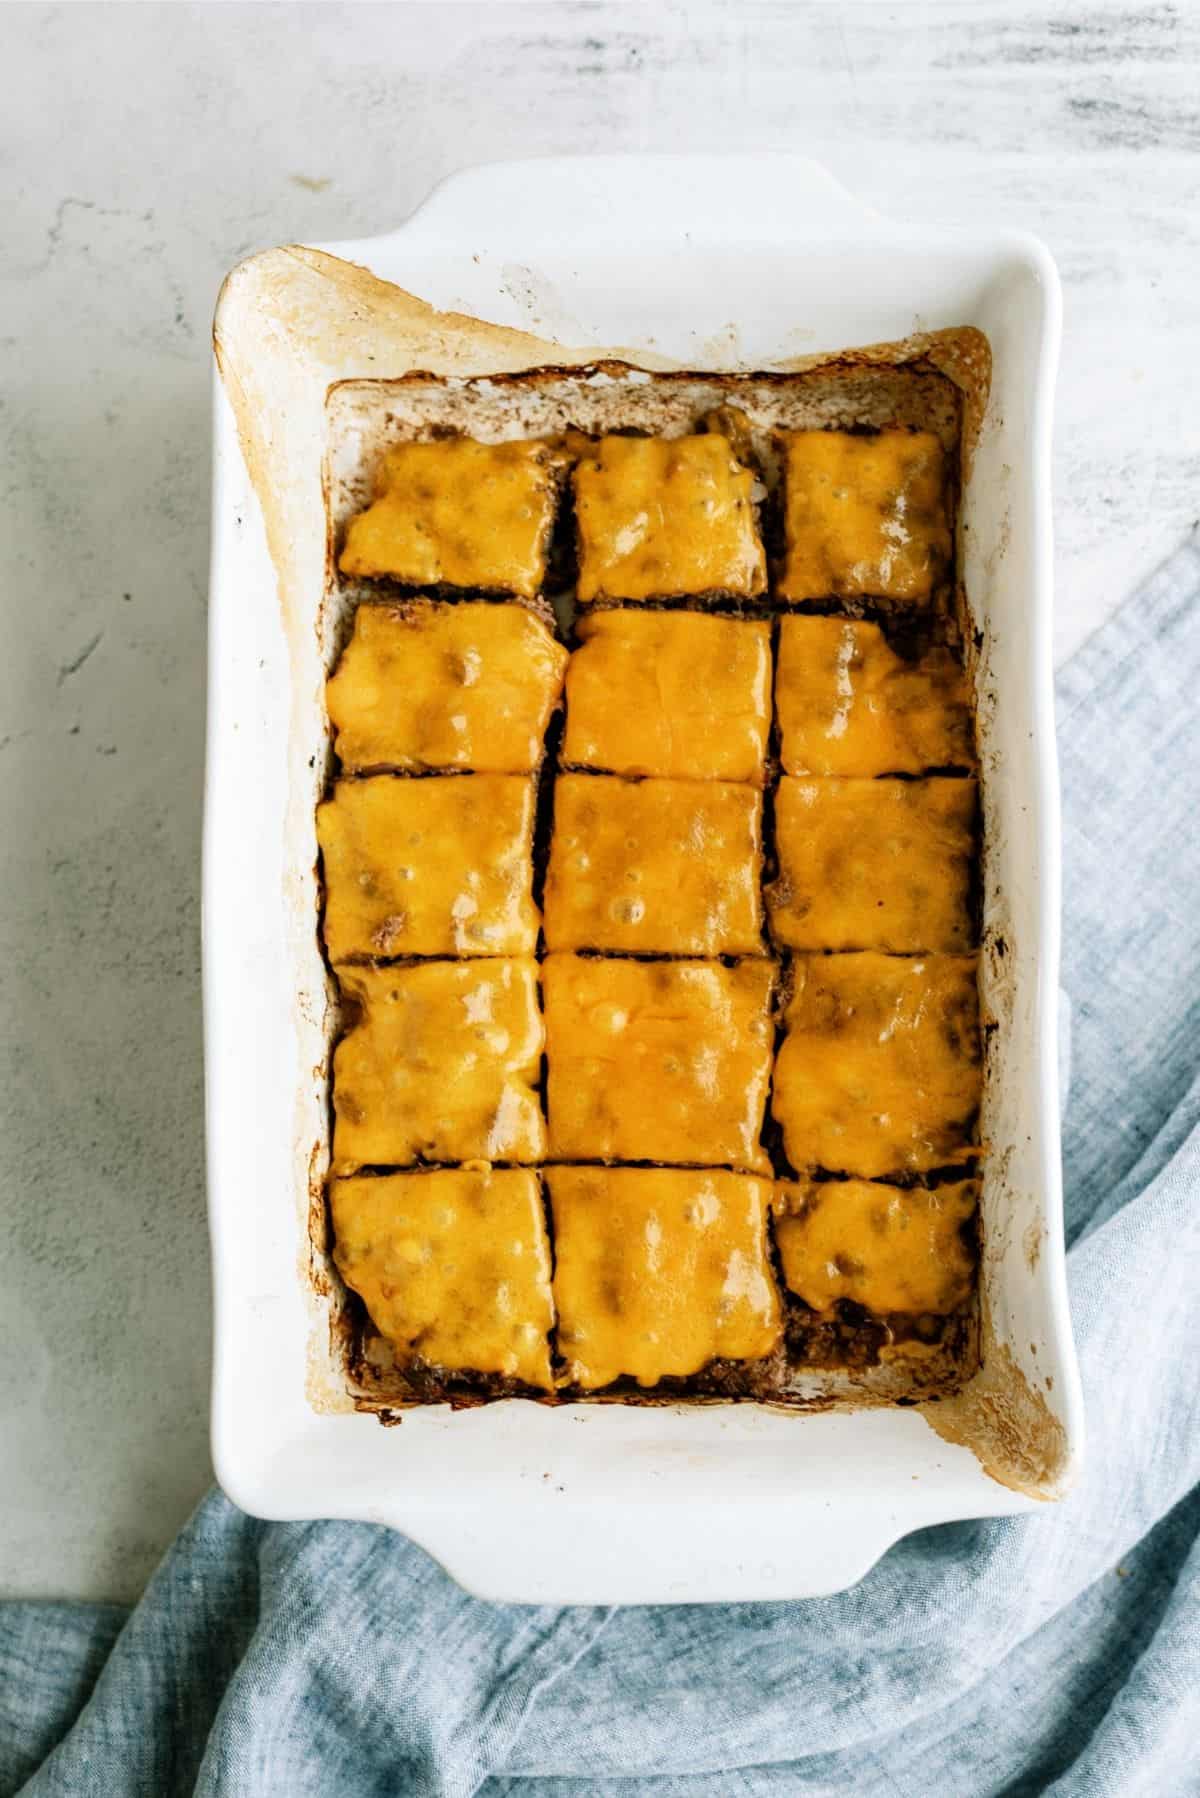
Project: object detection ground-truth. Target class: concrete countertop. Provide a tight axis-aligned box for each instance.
[3,0,1197,1601]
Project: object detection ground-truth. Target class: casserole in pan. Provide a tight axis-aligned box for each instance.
[205,155,1083,1601]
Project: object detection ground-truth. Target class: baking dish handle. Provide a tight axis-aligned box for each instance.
[395,1496,997,1607]
[390,152,888,253]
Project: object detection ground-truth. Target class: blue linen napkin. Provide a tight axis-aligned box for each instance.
[4,532,1199,1798]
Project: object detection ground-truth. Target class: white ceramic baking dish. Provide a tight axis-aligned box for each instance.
[204,154,1084,1603]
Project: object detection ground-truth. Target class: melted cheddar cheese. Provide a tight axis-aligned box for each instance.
[544,774,764,955]
[563,610,772,782]
[331,1168,554,1388]
[317,774,538,960]
[778,429,951,603]
[774,1178,977,1316]
[326,601,567,774]
[542,954,776,1170]
[772,953,981,1178]
[775,617,975,776]
[767,776,976,953]
[338,438,560,599]
[331,960,546,1171]
[549,1167,781,1389]
[573,434,766,602]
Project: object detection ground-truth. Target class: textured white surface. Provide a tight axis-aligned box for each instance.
[2,1,1197,1601]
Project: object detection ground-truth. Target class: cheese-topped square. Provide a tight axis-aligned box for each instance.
[543,954,776,1170]
[326,601,567,774]
[562,610,772,782]
[767,777,976,953]
[317,774,538,961]
[331,1168,554,1388]
[338,438,561,599]
[772,953,981,1178]
[574,434,766,602]
[331,960,545,1171]
[775,618,975,776]
[549,1168,781,1389]
[544,774,764,955]
[774,1179,977,1317]
[778,429,951,603]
